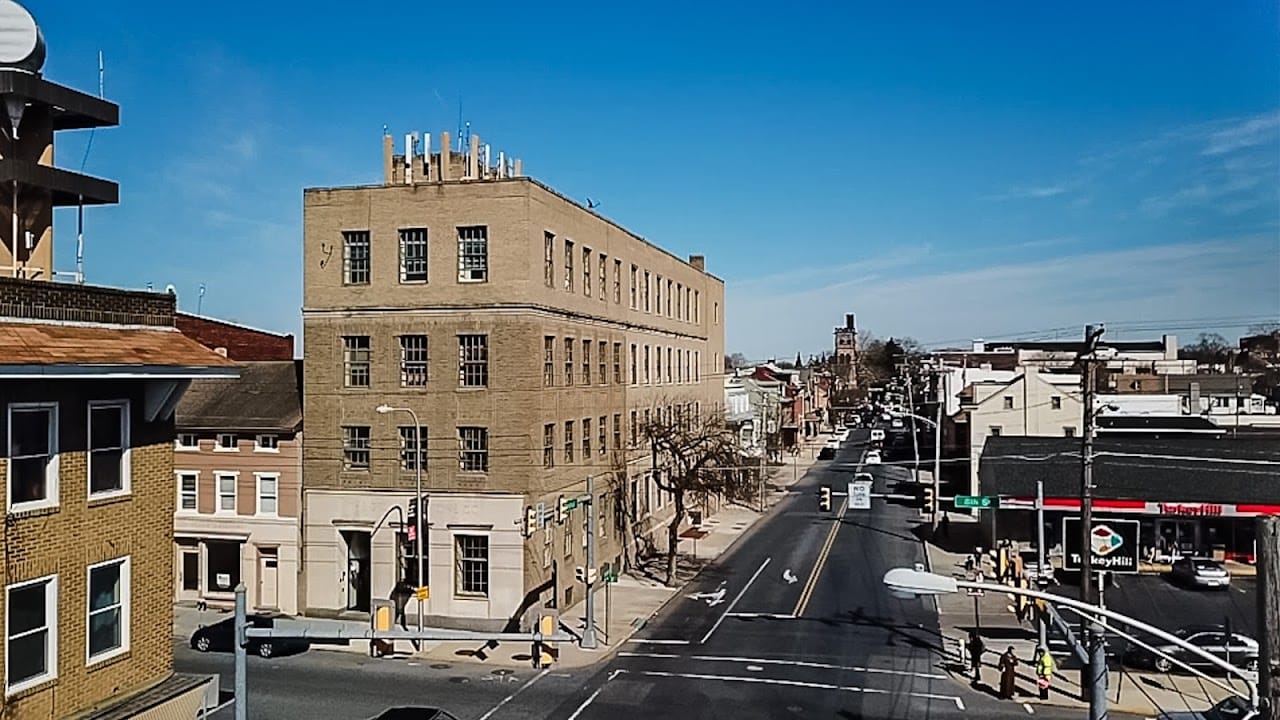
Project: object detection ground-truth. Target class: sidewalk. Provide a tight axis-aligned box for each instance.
[923,512,1249,717]
[173,436,828,669]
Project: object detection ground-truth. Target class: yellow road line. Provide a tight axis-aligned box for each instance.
[793,497,847,618]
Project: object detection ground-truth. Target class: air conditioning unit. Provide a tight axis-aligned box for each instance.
[460,268,487,282]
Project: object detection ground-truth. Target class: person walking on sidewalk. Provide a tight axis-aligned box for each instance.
[966,630,985,686]
[1034,646,1056,700]
[998,646,1019,699]
[390,580,420,651]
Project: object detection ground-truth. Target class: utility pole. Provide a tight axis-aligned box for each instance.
[1259,516,1279,719]
[933,367,943,530]
[582,474,599,649]
[1036,478,1047,649]
[234,584,248,720]
[1079,323,1106,719]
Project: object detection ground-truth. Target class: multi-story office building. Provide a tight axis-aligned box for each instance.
[301,131,724,627]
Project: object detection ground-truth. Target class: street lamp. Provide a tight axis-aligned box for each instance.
[376,404,425,633]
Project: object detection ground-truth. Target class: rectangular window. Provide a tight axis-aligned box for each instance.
[582,339,591,385]
[458,427,488,472]
[343,336,371,388]
[1051,396,1062,410]
[216,473,237,513]
[599,341,608,385]
[400,335,429,387]
[544,232,555,287]
[654,346,662,384]
[254,434,279,452]
[695,351,701,382]
[629,410,638,447]
[612,414,622,452]
[685,287,691,322]
[543,336,555,387]
[457,226,488,282]
[667,279,673,317]
[177,472,197,512]
[614,259,622,303]
[1064,426,1077,438]
[655,275,662,314]
[399,228,428,283]
[456,535,489,596]
[630,344,638,385]
[399,426,426,471]
[598,415,607,456]
[8,404,58,511]
[598,254,607,300]
[694,290,700,323]
[564,338,574,386]
[214,433,237,452]
[989,426,1003,437]
[1003,396,1014,410]
[87,558,130,663]
[6,575,57,691]
[714,301,720,324]
[342,426,370,470]
[458,335,489,388]
[88,401,129,497]
[643,345,651,384]
[666,347,673,384]
[564,239,575,291]
[582,418,592,459]
[677,349,683,384]
[643,271,651,312]
[255,474,279,516]
[176,433,198,451]
[564,421,575,463]
[583,247,592,296]
[543,424,555,469]
[342,230,370,285]
[613,343,622,384]
[629,264,638,309]
[676,283,683,320]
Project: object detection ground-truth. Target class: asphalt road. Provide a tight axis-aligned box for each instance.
[543,429,1128,720]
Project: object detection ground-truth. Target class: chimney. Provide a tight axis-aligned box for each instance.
[689,254,705,271]
[845,313,856,330]
[439,131,451,181]
[382,133,394,185]
[468,133,480,179]
[1163,334,1177,361]
[972,339,986,353]
[514,158,523,177]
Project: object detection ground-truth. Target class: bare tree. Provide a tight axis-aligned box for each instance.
[642,403,754,585]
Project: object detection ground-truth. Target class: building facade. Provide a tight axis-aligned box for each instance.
[301,131,725,627]
[173,361,303,614]
[833,314,858,387]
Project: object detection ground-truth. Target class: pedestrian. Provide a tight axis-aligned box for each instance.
[966,630,985,686]
[1034,646,1056,700]
[390,580,420,651]
[939,513,951,541]
[998,646,1019,699]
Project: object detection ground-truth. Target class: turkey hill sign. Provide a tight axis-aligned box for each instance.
[1063,518,1140,573]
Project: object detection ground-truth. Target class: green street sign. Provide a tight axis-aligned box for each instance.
[564,498,579,510]
[954,495,998,509]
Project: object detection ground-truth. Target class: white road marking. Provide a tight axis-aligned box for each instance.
[700,557,771,644]
[637,670,964,708]
[687,654,948,680]
[782,569,798,584]
[476,668,549,720]
[624,638,690,645]
[746,665,764,672]
[209,698,234,715]
[618,651,679,659]
[725,612,796,619]
[1023,702,1035,714]
[565,685,607,720]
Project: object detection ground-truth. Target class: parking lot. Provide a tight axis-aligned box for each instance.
[1048,571,1257,639]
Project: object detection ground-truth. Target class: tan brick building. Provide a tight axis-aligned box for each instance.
[301,131,725,627]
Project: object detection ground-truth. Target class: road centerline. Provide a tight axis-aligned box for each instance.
[794,496,847,617]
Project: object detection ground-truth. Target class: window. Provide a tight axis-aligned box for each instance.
[177,472,198,512]
[216,432,238,451]
[1051,396,1062,410]
[176,433,198,451]
[630,344,638,385]
[342,230,370,285]
[399,335,429,387]
[564,239,575,291]
[255,474,279,516]
[216,473,237,513]
[458,427,488,472]
[582,418,592,458]
[544,232,555,287]
[666,347,673,384]
[1064,426,1077,438]
[643,271,651,312]
[677,349,683,384]
[254,434,279,452]
[582,340,591,385]
[457,226,488,282]
[629,264,638,308]
[629,410,638,447]
[684,287,691,321]
[613,414,622,452]
[543,424,555,469]
[655,275,662,314]
[6,575,56,691]
[343,336,371,388]
[342,426,370,470]
[1003,395,1014,410]
[667,279,673,317]
[564,338,574,386]
[613,343,623,384]
[90,558,131,664]
[582,247,592,296]
[694,290,700,323]
[564,421,575,463]
[88,401,129,496]
[644,345,651,384]
[598,341,608,384]
[456,535,489,596]
[399,228,428,283]
[989,426,1003,437]
[695,351,701,381]
[543,336,555,387]
[8,404,57,511]
[598,254,607,300]
[676,283,683,320]
[399,426,426,471]
[714,301,720,324]
[458,335,488,387]
[655,346,662,384]
[598,416,607,456]
[613,259,622,303]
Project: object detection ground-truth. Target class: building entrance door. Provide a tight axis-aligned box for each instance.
[342,530,371,612]
[258,548,279,609]
[177,544,200,601]
[1157,519,1199,557]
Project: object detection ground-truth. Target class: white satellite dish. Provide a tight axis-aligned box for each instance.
[0,1,44,71]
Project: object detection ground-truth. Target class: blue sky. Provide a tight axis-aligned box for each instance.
[32,0,1280,359]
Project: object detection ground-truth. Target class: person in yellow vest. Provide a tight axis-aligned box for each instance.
[1034,646,1056,700]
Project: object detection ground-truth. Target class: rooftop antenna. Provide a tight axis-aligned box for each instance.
[456,99,464,152]
[197,283,206,315]
[74,52,103,285]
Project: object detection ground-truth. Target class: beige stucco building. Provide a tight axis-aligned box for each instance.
[300,131,725,627]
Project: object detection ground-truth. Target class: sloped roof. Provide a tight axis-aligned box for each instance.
[177,360,302,432]
[0,321,236,374]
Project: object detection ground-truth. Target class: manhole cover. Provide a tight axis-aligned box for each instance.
[491,669,515,676]
[430,663,451,670]
[448,677,470,684]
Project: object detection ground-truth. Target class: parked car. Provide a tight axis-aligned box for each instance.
[190,613,310,658]
[818,439,839,460]
[367,709,462,720]
[864,450,881,465]
[1153,695,1256,720]
[1170,557,1232,589]
[890,418,904,429]
[1123,625,1259,674]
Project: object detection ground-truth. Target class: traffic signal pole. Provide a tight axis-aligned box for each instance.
[582,474,599,650]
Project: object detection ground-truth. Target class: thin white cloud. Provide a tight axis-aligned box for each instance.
[985,184,1069,201]
[1202,111,1280,156]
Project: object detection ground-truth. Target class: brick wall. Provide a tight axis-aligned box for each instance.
[0,277,175,327]
[176,313,295,361]
[0,380,175,718]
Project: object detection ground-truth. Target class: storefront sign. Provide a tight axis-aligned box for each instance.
[1156,503,1224,517]
[1062,518,1141,573]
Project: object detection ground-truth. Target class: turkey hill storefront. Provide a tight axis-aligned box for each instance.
[978,436,1280,564]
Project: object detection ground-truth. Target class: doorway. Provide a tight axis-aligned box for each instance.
[177,542,200,602]
[1157,519,1199,557]
[342,530,371,612]
[257,548,279,610]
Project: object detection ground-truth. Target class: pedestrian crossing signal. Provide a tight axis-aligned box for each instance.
[819,485,832,512]
[922,486,936,515]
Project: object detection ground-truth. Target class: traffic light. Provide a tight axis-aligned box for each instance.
[524,506,537,538]
[922,485,935,515]
[819,484,832,512]
[556,495,568,525]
